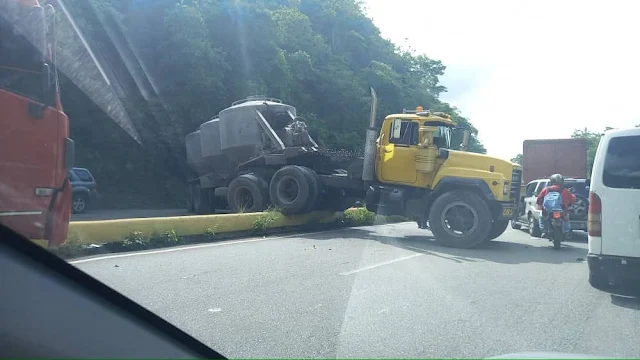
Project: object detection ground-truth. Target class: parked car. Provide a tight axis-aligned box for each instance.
[69,167,98,214]
[587,127,640,290]
[511,177,589,237]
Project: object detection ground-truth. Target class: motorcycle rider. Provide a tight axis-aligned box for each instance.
[536,174,576,237]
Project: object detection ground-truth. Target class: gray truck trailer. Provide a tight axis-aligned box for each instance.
[185,96,366,215]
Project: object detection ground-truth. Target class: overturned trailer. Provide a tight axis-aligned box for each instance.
[185,96,365,214]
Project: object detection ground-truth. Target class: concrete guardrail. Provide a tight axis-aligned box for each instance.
[67,210,347,244]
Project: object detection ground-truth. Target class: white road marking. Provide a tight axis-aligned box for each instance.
[338,253,423,276]
[70,228,340,264]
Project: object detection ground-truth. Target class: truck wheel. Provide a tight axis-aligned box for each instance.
[484,219,510,242]
[510,220,521,230]
[428,190,492,249]
[297,166,321,212]
[528,214,542,237]
[72,193,89,214]
[227,174,268,213]
[269,165,310,215]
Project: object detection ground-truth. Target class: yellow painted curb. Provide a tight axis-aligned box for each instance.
[67,210,347,244]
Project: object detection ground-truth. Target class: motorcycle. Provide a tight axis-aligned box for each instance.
[544,209,568,249]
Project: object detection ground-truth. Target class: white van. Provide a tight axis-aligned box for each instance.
[587,127,640,290]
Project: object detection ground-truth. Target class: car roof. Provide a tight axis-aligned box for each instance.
[72,167,91,172]
[602,126,640,139]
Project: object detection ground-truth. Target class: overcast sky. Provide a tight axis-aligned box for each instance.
[362,0,640,159]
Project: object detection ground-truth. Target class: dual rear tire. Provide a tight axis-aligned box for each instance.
[223,165,322,215]
[268,165,321,214]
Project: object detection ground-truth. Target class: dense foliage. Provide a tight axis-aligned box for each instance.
[53,0,486,208]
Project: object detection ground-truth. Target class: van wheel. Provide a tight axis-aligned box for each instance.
[510,220,521,230]
[72,193,89,214]
[529,214,542,237]
[428,190,492,249]
[269,166,310,215]
[227,174,269,213]
[484,219,510,242]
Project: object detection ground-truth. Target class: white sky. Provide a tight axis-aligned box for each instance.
[362,0,640,159]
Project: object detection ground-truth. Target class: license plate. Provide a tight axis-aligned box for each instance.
[502,206,515,217]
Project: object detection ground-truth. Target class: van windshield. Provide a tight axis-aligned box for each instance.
[603,135,640,189]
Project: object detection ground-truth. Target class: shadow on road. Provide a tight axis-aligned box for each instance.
[300,227,588,266]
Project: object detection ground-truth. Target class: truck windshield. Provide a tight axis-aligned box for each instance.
[434,126,452,149]
[0,11,46,104]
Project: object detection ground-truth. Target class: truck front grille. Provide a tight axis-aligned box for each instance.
[510,169,522,202]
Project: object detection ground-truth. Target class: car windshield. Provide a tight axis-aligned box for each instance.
[1,0,639,358]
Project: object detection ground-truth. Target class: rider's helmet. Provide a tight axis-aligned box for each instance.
[549,173,564,186]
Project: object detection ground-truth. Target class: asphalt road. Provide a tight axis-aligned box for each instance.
[73,224,640,358]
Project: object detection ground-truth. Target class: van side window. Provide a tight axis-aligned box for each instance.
[603,135,640,189]
[389,119,418,146]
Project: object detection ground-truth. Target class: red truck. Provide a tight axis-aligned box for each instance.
[0,0,73,246]
[522,138,587,184]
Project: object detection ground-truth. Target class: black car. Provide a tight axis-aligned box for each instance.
[68,167,99,214]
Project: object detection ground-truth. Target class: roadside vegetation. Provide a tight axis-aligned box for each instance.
[50,208,409,259]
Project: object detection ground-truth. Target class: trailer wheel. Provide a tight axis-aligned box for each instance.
[269,165,310,215]
[227,174,268,213]
[428,190,492,249]
[297,166,321,212]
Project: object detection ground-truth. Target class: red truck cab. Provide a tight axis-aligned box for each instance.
[0,0,73,246]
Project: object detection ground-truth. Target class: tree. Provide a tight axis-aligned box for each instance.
[511,154,522,165]
[57,0,488,207]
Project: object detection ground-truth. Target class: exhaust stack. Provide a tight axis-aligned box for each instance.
[362,87,378,182]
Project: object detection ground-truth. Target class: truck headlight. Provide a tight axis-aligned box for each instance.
[503,182,509,196]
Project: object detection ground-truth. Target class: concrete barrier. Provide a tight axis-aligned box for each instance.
[67,210,345,244]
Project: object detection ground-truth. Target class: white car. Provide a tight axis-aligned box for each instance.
[511,178,589,237]
[587,127,640,290]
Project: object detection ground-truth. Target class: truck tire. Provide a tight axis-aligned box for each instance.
[484,219,510,242]
[227,174,269,213]
[193,183,213,214]
[297,166,321,212]
[269,165,311,215]
[428,190,492,249]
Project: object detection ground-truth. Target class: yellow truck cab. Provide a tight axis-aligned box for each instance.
[364,107,522,248]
